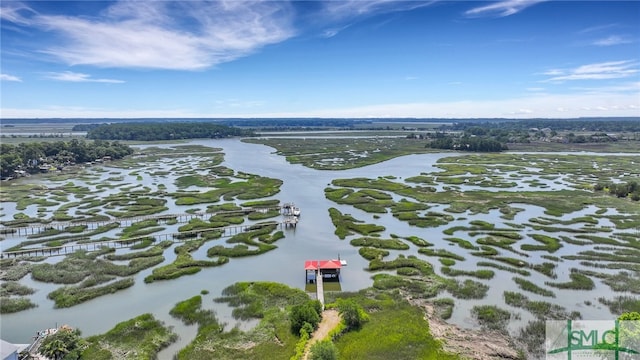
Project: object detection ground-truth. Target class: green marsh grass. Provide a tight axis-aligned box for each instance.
[432,298,455,320]
[48,277,135,308]
[0,297,37,313]
[513,277,555,297]
[441,267,495,280]
[446,279,489,299]
[350,237,410,250]
[545,271,595,290]
[83,313,177,359]
[471,305,511,332]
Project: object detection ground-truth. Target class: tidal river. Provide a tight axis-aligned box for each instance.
[0,138,628,359]
[0,138,455,355]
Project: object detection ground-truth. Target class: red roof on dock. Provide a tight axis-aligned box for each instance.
[304,260,342,271]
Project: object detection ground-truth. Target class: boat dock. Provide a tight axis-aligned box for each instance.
[304,259,342,309]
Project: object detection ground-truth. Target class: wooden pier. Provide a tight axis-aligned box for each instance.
[315,270,325,309]
[2,219,297,259]
[0,206,288,238]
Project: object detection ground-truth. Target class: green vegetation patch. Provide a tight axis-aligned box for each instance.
[521,234,562,253]
[334,291,460,360]
[83,313,177,359]
[513,277,555,297]
[350,237,410,250]
[0,297,37,313]
[175,282,310,360]
[445,279,489,299]
[598,296,640,315]
[48,277,135,308]
[441,267,495,280]
[432,298,455,320]
[146,240,229,282]
[471,305,511,332]
[0,258,34,281]
[245,137,436,170]
[545,271,595,290]
[476,261,531,276]
[504,291,580,320]
[328,208,385,239]
[358,247,390,261]
[0,281,36,296]
[32,249,162,285]
[173,174,282,205]
[207,224,281,258]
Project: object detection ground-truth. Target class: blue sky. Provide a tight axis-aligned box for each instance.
[1,0,639,119]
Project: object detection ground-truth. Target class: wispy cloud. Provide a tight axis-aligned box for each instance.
[1,73,22,82]
[592,35,632,46]
[578,23,618,34]
[0,1,36,25]
[465,0,547,18]
[44,71,124,83]
[322,0,432,18]
[543,60,639,82]
[316,0,433,37]
[3,1,294,70]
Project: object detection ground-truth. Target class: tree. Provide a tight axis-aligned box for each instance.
[310,340,338,360]
[39,328,85,360]
[40,338,69,360]
[336,299,368,330]
[290,301,321,334]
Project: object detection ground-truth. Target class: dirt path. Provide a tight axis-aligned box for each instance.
[302,309,341,360]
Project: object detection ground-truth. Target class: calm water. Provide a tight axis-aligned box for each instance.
[0,138,633,358]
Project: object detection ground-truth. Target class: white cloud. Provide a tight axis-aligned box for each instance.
[322,0,432,18]
[317,1,433,37]
[0,2,36,25]
[14,1,294,70]
[44,71,124,83]
[572,81,640,94]
[465,0,547,17]
[593,35,632,46]
[543,60,639,82]
[578,24,618,34]
[1,73,22,82]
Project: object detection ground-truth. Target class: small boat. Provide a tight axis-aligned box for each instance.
[292,207,301,217]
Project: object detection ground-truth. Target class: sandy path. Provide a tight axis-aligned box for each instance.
[302,309,341,360]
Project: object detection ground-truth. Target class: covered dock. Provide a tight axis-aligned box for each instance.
[304,259,342,309]
[304,259,342,283]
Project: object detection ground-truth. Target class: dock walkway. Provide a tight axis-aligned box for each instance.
[316,270,325,309]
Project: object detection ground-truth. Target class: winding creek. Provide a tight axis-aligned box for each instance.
[1,138,638,358]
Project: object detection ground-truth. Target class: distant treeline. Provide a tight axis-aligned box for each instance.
[85,122,254,141]
[446,119,640,132]
[0,140,133,178]
[426,135,508,152]
[217,118,371,128]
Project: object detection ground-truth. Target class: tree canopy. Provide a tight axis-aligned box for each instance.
[86,122,254,141]
[0,139,133,178]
